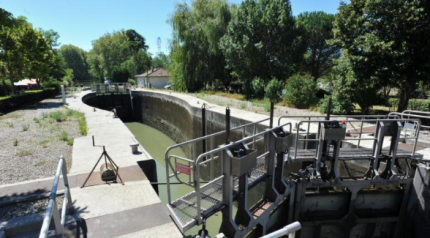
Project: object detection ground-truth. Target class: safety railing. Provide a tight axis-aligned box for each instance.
[39,156,74,238]
[278,115,392,149]
[193,122,292,220]
[291,118,422,163]
[165,117,270,204]
[389,110,430,130]
[261,222,302,238]
[91,83,130,94]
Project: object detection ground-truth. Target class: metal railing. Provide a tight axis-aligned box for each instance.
[389,110,430,130]
[278,115,394,148]
[261,222,302,238]
[39,156,74,238]
[193,122,292,220]
[91,83,130,94]
[291,118,421,162]
[165,117,270,204]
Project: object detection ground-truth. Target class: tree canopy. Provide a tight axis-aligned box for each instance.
[0,8,65,92]
[125,29,148,76]
[88,30,151,81]
[220,0,305,86]
[333,0,430,111]
[59,44,90,82]
[296,11,339,81]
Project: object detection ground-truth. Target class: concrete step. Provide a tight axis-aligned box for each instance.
[0,214,44,238]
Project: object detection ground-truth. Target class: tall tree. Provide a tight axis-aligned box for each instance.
[296,11,339,81]
[59,44,90,82]
[220,0,305,94]
[170,0,232,92]
[0,11,27,93]
[22,26,55,86]
[125,29,148,77]
[152,53,171,68]
[1,9,64,92]
[88,30,151,81]
[333,0,430,112]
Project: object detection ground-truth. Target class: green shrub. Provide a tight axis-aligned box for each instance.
[284,74,318,109]
[265,79,284,102]
[388,98,430,111]
[42,77,61,92]
[318,94,354,115]
[0,88,57,113]
[128,78,136,86]
[251,77,265,98]
[13,138,18,147]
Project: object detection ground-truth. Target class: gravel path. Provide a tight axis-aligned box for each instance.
[0,97,83,185]
[195,94,322,117]
[0,195,64,221]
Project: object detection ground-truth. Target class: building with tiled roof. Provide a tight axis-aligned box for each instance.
[135,67,170,89]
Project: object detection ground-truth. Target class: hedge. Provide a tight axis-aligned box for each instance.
[388,98,430,111]
[0,88,58,113]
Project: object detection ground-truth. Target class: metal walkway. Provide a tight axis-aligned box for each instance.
[167,154,267,231]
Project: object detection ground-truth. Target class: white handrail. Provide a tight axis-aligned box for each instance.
[261,222,302,238]
[39,155,73,238]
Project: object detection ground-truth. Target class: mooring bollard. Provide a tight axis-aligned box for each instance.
[61,85,66,104]
[130,142,139,154]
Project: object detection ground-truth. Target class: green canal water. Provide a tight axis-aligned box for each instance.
[125,122,227,237]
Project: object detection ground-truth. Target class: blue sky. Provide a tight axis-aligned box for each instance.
[0,0,343,55]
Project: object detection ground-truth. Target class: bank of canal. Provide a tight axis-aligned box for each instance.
[125,122,229,237]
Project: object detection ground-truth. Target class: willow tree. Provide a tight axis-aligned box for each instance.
[333,0,430,112]
[169,0,232,92]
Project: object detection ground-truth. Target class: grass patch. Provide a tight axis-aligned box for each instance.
[49,111,67,122]
[59,131,69,142]
[46,109,87,135]
[263,99,271,112]
[22,123,30,131]
[251,99,262,107]
[6,121,14,128]
[67,138,74,146]
[239,101,248,110]
[33,117,40,123]
[203,90,245,100]
[35,160,47,167]
[16,151,33,157]
[196,91,206,99]
[13,138,18,146]
[39,138,50,148]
